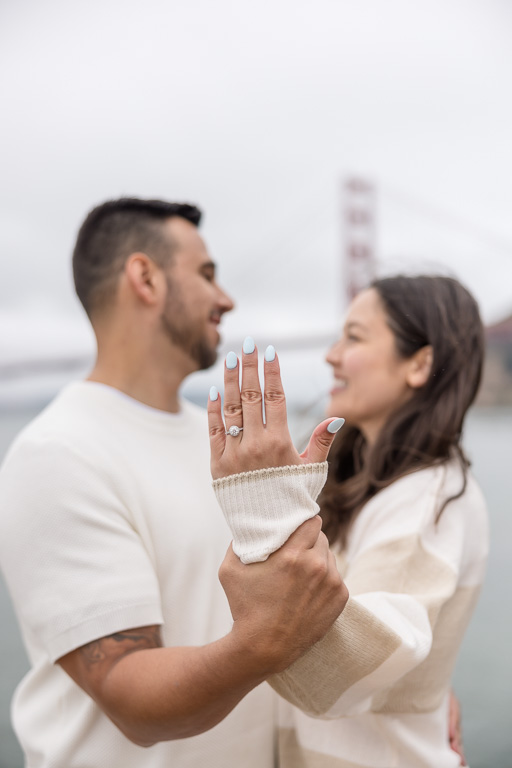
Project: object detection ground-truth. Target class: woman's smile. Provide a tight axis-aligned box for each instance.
[325,288,415,444]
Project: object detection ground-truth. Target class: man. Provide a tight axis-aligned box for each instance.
[0,198,347,767]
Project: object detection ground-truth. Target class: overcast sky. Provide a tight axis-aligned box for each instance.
[1,0,512,402]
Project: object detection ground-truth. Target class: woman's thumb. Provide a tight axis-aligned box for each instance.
[300,418,345,464]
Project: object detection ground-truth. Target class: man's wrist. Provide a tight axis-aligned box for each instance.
[226,614,306,679]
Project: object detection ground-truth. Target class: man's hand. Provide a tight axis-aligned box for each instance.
[57,518,346,747]
[219,516,349,674]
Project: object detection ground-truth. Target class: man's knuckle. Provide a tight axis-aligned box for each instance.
[312,557,328,580]
[328,570,342,592]
[281,549,299,570]
[300,553,325,584]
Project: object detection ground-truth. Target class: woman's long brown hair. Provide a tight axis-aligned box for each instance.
[320,275,485,549]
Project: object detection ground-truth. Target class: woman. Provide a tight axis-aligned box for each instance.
[208,275,488,768]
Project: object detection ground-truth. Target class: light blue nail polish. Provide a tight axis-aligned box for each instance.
[327,418,345,434]
[226,351,238,369]
[209,386,219,401]
[243,336,255,354]
[264,345,276,362]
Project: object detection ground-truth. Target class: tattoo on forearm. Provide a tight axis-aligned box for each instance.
[79,625,163,667]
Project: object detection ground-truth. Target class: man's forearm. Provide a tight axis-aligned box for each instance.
[59,519,348,746]
[76,631,268,746]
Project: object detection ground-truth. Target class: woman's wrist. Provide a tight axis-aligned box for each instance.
[213,462,328,564]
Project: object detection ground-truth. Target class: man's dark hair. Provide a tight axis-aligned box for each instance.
[72,198,202,318]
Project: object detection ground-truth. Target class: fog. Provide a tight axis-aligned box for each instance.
[1,0,511,403]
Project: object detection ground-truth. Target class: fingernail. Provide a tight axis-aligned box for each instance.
[209,386,219,401]
[226,351,238,369]
[264,344,275,362]
[243,336,255,354]
[327,418,345,434]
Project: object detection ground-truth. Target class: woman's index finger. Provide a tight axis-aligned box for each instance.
[207,385,226,477]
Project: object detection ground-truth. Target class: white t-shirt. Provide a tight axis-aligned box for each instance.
[0,382,274,768]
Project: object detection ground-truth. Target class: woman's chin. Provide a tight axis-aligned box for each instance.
[326,394,347,420]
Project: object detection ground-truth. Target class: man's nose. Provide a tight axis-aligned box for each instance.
[218,286,235,314]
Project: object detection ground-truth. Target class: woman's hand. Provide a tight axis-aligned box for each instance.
[208,338,344,480]
[448,690,467,766]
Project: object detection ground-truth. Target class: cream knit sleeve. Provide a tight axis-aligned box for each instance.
[268,464,488,718]
[212,462,328,564]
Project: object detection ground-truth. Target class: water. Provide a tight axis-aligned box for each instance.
[0,410,40,768]
[0,404,511,767]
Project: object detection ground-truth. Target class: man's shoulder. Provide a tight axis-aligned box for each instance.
[180,396,208,422]
[2,382,113,467]
[2,387,211,476]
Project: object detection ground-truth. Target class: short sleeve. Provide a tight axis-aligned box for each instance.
[0,436,164,662]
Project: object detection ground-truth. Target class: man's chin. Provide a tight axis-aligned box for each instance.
[193,344,218,372]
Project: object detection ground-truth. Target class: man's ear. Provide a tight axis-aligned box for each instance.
[124,253,163,306]
[406,345,433,389]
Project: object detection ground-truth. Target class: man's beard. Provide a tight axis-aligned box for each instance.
[161,277,218,371]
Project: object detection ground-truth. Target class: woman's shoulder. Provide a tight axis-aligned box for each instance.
[369,458,484,508]
[345,459,488,561]
[362,460,454,514]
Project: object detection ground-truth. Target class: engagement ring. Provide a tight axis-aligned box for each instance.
[226,426,243,437]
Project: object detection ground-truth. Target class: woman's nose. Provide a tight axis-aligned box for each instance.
[325,339,342,366]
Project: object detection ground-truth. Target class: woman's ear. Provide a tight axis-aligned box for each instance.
[124,253,164,306]
[407,345,433,389]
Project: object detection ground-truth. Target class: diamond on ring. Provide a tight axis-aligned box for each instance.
[226,426,243,437]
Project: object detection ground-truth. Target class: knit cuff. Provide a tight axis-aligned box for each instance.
[212,462,328,564]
